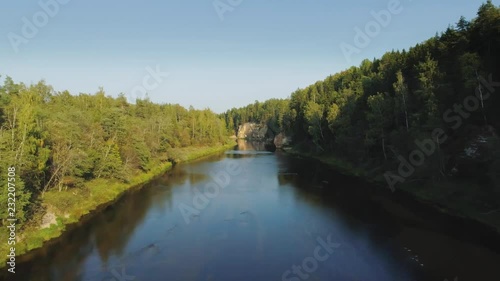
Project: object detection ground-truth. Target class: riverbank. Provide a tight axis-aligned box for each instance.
[1,142,235,266]
[285,147,500,235]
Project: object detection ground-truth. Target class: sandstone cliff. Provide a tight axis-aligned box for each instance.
[237,122,291,149]
[237,123,271,140]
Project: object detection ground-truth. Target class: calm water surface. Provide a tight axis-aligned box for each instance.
[8,141,500,281]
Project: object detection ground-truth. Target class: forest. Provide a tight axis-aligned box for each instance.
[0,80,230,242]
[224,1,500,216]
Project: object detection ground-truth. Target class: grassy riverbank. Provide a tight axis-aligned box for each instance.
[285,147,500,234]
[1,143,235,265]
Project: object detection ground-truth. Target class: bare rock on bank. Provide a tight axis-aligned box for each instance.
[237,123,270,140]
[274,132,291,149]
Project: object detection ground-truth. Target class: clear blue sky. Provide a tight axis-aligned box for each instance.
[1,0,495,113]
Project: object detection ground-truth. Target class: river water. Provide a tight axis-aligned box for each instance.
[8,141,500,281]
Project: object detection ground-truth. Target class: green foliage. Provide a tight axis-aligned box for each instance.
[304,101,324,147]
[223,98,292,134]
[415,54,441,126]
[0,78,229,230]
[226,2,500,184]
[326,103,340,133]
[366,92,393,159]
[393,70,410,131]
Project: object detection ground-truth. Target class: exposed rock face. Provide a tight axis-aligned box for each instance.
[237,122,292,149]
[453,126,499,178]
[237,123,270,140]
[274,132,291,149]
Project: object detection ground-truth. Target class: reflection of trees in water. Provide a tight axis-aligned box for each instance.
[93,190,158,263]
[273,152,485,281]
[15,150,494,281]
[12,240,96,281]
[92,174,184,264]
[236,139,274,151]
[157,168,190,186]
[11,173,180,281]
[224,153,258,159]
[275,152,325,188]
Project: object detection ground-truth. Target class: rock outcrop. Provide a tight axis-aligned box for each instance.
[237,123,270,140]
[237,122,292,149]
[274,132,291,149]
[452,125,499,178]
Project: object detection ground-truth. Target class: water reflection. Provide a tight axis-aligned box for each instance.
[234,139,272,151]
[6,141,500,281]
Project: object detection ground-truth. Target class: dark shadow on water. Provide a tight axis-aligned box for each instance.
[7,172,179,281]
[6,143,500,281]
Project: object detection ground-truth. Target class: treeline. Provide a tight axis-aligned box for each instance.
[0,79,229,224]
[225,2,500,186]
[223,98,292,134]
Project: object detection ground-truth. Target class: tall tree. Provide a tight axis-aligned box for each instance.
[393,70,410,131]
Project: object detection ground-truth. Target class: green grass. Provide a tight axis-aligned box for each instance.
[0,142,235,266]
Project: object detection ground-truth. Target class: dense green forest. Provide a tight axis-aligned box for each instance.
[223,98,291,135]
[0,79,229,232]
[225,2,500,200]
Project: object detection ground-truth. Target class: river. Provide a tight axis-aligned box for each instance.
[8,140,500,281]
